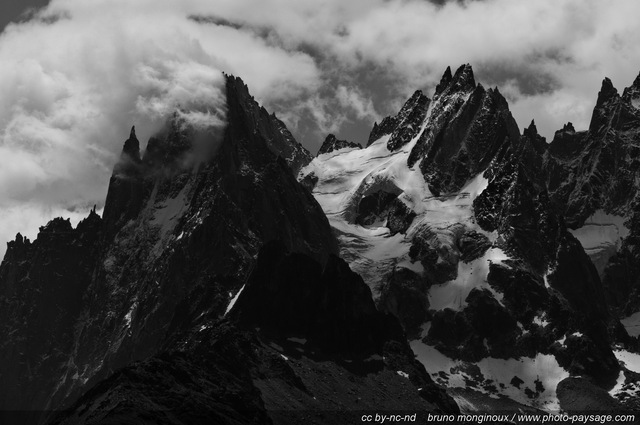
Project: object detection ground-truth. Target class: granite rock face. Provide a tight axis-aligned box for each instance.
[409,65,521,196]
[534,73,640,316]
[317,134,362,156]
[0,75,458,424]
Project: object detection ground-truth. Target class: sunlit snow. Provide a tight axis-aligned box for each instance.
[410,340,568,411]
[621,311,640,337]
[614,349,640,373]
[428,248,508,311]
[224,284,245,316]
[301,104,494,296]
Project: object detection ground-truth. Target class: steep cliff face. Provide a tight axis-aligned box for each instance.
[534,73,640,319]
[50,242,457,425]
[407,65,521,196]
[50,75,337,411]
[0,74,457,424]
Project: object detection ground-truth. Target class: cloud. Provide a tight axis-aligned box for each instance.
[0,0,322,257]
[2,0,640,256]
[336,85,381,123]
[202,0,640,138]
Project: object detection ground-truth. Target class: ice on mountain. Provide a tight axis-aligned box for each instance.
[569,210,629,276]
[397,370,410,379]
[410,340,568,411]
[124,301,138,328]
[614,349,640,373]
[533,315,550,328]
[621,310,640,337]
[224,284,245,316]
[151,183,191,239]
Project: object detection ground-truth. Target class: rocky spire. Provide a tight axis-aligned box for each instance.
[523,119,538,138]
[588,78,620,132]
[595,78,619,107]
[449,64,476,94]
[519,119,547,158]
[622,71,640,101]
[434,66,453,96]
[386,90,430,151]
[121,126,141,164]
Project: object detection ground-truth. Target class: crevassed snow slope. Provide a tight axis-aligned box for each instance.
[301,96,495,295]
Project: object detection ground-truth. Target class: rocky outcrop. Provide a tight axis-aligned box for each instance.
[408,65,521,195]
[367,90,430,151]
[317,134,361,156]
[355,190,400,226]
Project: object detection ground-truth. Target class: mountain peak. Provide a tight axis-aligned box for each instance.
[225,73,312,173]
[450,63,476,93]
[596,77,619,105]
[317,134,361,156]
[120,125,141,164]
[524,119,538,137]
[434,64,476,98]
[586,77,623,132]
[435,66,453,96]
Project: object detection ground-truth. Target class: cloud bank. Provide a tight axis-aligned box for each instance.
[1,0,640,256]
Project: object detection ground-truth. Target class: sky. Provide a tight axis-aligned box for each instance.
[0,0,640,256]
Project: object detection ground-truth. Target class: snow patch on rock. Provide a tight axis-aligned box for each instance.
[569,210,629,276]
[621,311,640,337]
[614,349,640,373]
[410,340,568,411]
[428,248,508,311]
[224,284,245,316]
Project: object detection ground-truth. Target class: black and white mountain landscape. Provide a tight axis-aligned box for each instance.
[2,1,640,424]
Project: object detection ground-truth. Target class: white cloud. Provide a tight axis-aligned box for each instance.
[0,0,322,256]
[203,0,640,137]
[336,85,381,123]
